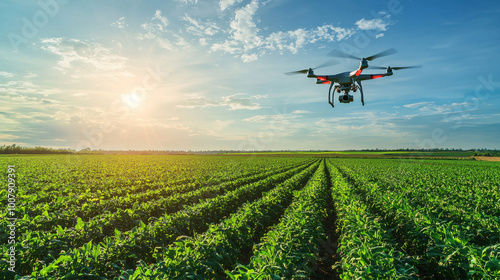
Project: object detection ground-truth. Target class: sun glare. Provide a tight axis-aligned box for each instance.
[121,92,144,109]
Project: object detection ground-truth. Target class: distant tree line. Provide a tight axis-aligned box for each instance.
[0,144,75,154]
[0,144,499,156]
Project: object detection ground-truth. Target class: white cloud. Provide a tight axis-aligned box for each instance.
[0,134,20,140]
[292,110,312,114]
[41,38,131,77]
[177,93,262,110]
[0,78,60,97]
[176,0,198,4]
[183,15,220,36]
[174,34,192,49]
[138,10,169,40]
[265,26,355,54]
[312,25,355,42]
[243,113,301,122]
[241,53,259,62]
[138,10,194,51]
[403,100,481,121]
[210,0,356,62]
[111,16,127,29]
[355,18,389,31]
[355,12,393,32]
[0,71,15,78]
[212,20,355,60]
[222,94,261,110]
[219,0,243,11]
[252,94,268,99]
[177,96,220,108]
[419,102,476,115]
[403,101,435,108]
[211,40,240,54]
[375,33,384,39]
[231,0,261,45]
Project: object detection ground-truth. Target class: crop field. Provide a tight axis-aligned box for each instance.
[1,154,499,279]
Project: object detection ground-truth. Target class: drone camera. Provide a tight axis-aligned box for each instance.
[339,94,353,103]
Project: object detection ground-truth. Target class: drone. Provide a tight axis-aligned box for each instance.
[285,48,421,108]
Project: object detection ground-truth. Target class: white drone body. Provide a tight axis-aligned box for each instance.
[286,49,420,108]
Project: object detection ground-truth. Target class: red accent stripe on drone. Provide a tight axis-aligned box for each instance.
[322,81,331,84]
[370,74,384,79]
[355,69,362,76]
[317,76,328,81]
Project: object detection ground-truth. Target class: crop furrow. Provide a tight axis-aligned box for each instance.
[16,158,313,221]
[23,160,320,278]
[13,160,310,235]
[332,160,499,279]
[327,160,419,279]
[119,160,320,279]
[228,160,330,279]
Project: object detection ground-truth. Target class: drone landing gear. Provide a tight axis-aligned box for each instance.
[356,80,365,106]
[328,83,334,107]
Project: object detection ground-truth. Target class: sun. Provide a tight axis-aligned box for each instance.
[121,92,144,109]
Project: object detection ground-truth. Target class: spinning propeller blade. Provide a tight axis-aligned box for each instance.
[328,48,397,61]
[284,59,338,75]
[371,65,422,70]
[365,48,397,61]
[284,69,309,75]
[326,49,361,60]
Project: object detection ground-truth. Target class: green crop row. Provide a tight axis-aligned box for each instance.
[326,160,419,279]
[227,160,330,279]
[12,159,308,238]
[23,160,319,278]
[119,160,320,279]
[333,159,500,279]
[1,156,311,220]
[1,155,499,279]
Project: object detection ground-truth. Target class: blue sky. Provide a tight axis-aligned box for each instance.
[1,0,499,150]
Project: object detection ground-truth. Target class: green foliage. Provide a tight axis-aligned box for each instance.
[0,155,498,279]
[0,144,75,154]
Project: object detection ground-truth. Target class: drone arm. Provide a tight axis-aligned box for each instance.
[356,80,364,106]
[357,73,387,81]
[328,83,334,107]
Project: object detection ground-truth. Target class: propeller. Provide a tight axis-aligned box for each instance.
[328,48,398,61]
[284,59,338,75]
[370,65,422,70]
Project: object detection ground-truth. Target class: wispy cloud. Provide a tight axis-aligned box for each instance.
[139,10,169,37]
[219,0,243,11]
[243,110,307,122]
[138,10,194,51]
[211,0,355,62]
[137,10,173,49]
[40,37,131,78]
[355,11,393,40]
[111,16,127,29]
[0,71,15,78]
[175,0,198,4]
[403,101,435,108]
[183,15,220,36]
[177,93,262,110]
[355,18,390,31]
